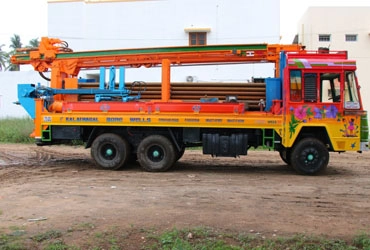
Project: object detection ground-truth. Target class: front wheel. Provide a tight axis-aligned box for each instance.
[279,149,291,165]
[290,138,329,175]
[91,133,130,170]
[137,135,176,172]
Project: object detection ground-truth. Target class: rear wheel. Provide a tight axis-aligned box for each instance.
[91,133,130,170]
[290,138,329,175]
[137,135,176,172]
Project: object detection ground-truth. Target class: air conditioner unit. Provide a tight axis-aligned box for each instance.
[186,76,194,82]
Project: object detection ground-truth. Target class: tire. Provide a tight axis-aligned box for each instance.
[91,133,130,170]
[279,149,291,165]
[137,135,176,172]
[290,138,329,175]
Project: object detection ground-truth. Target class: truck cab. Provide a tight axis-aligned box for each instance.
[278,49,368,174]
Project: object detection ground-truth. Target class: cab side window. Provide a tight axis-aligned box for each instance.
[320,73,341,103]
[290,70,302,102]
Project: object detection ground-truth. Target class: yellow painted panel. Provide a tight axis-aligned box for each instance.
[39,112,284,130]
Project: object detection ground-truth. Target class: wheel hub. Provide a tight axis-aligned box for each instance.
[106,148,113,156]
[307,154,314,161]
[101,144,116,160]
[152,150,160,158]
[147,146,164,162]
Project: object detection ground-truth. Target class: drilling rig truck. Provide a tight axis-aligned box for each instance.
[12,38,369,175]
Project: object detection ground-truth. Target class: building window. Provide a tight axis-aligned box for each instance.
[345,34,358,42]
[189,32,207,46]
[318,34,331,42]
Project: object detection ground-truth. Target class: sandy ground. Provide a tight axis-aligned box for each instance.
[0,143,369,243]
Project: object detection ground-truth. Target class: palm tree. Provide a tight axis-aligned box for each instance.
[28,38,39,48]
[9,34,22,51]
[0,44,8,71]
[8,34,22,71]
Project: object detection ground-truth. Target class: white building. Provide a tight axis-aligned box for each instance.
[297,6,370,113]
[1,0,280,118]
[48,0,280,48]
[47,0,280,83]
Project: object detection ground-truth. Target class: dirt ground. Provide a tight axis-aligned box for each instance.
[0,143,369,243]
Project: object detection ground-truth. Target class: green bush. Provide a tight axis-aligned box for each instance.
[353,233,370,249]
[0,118,34,143]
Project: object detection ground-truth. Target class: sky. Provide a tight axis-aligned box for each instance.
[1,0,370,49]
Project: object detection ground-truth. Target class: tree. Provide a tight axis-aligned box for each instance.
[1,36,40,71]
[0,44,8,71]
[9,34,22,51]
[7,34,22,71]
[28,38,39,48]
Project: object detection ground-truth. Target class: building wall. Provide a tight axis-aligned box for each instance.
[0,0,280,118]
[48,0,280,48]
[47,0,280,83]
[0,71,48,118]
[298,7,370,112]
